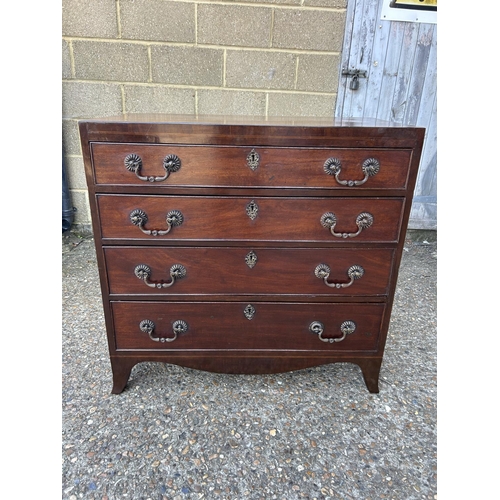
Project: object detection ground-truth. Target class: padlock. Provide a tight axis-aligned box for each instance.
[350,74,360,91]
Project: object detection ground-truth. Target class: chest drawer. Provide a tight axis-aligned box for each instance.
[97,195,404,244]
[112,301,384,352]
[104,246,394,297]
[91,143,412,190]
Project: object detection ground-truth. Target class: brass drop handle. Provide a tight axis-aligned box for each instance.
[124,153,181,182]
[315,264,364,288]
[129,209,184,236]
[323,157,380,186]
[134,263,186,288]
[320,211,373,238]
[139,319,188,343]
[309,320,356,343]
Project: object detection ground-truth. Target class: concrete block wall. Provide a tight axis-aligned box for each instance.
[62,0,347,228]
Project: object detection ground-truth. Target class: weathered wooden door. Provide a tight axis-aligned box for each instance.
[335,0,437,230]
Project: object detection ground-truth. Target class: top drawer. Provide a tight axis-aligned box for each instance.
[90,143,412,191]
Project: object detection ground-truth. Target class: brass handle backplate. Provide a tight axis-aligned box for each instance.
[320,211,373,238]
[309,320,356,343]
[124,153,181,182]
[134,263,186,288]
[323,157,380,186]
[139,319,188,343]
[129,208,184,236]
[315,263,364,289]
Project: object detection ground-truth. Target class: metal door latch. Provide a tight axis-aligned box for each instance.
[342,69,367,90]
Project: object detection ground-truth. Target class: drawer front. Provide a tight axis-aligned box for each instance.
[97,195,404,244]
[104,247,394,297]
[112,301,384,351]
[91,143,412,190]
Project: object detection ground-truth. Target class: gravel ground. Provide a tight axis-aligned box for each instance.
[62,231,437,500]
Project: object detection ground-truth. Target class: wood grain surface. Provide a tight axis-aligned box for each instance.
[111,301,385,352]
[91,143,412,190]
[97,195,404,244]
[104,246,394,297]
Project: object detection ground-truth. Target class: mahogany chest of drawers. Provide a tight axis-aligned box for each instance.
[79,115,424,394]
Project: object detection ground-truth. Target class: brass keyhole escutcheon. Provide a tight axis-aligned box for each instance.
[245,251,258,269]
[246,200,259,220]
[244,304,256,320]
[246,149,260,171]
